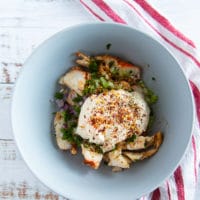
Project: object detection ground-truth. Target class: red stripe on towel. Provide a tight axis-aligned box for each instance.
[80,0,105,21]
[190,81,200,125]
[192,135,197,182]
[166,181,172,200]
[134,0,196,48]
[174,167,185,200]
[151,188,161,200]
[92,0,126,23]
[123,0,200,67]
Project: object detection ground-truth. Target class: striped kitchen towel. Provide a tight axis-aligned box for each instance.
[79,0,200,200]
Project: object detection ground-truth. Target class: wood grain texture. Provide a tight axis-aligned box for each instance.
[0,84,13,139]
[0,1,93,198]
[0,140,68,200]
[0,28,55,83]
[1,0,200,199]
[0,0,93,83]
[0,182,68,200]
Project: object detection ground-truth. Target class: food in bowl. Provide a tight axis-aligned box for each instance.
[53,51,163,171]
[12,23,194,200]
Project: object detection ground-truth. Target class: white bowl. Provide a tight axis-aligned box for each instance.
[11,23,194,200]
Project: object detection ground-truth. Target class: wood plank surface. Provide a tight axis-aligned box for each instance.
[0,84,13,139]
[0,0,200,199]
[0,0,92,83]
[0,1,92,199]
[0,139,67,200]
[0,85,68,199]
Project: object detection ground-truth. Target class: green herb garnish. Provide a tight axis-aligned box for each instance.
[84,142,103,154]
[83,74,115,95]
[110,66,119,75]
[126,134,137,142]
[109,60,115,68]
[73,105,81,114]
[83,79,98,95]
[106,43,112,50]
[54,92,64,99]
[61,128,83,147]
[144,88,158,105]
[89,59,98,72]
[61,127,74,140]
[100,76,114,89]
[62,111,72,122]
[88,59,100,73]
[137,80,158,105]
[152,77,156,81]
[118,69,130,77]
[68,120,77,128]
[72,95,83,103]
[95,145,103,154]
[147,114,155,129]
[73,134,83,147]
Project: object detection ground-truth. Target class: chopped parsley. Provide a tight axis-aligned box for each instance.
[126,134,137,142]
[84,142,103,154]
[61,128,83,147]
[100,77,114,89]
[147,111,155,129]
[110,66,119,75]
[59,101,83,146]
[73,105,81,114]
[95,145,103,154]
[62,111,72,122]
[137,80,158,105]
[72,95,83,103]
[73,135,83,147]
[88,59,101,73]
[68,120,77,128]
[106,43,112,50]
[146,93,158,105]
[83,74,116,95]
[61,127,74,140]
[109,60,115,68]
[83,78,99,95]
[54,92,64,99]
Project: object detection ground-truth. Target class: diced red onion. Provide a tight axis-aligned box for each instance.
[63,103,69,110]
[55,99,64,108]
[63,123,68,129]
[68,106,76,115]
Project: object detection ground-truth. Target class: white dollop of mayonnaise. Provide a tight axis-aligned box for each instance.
[76,89,150,152]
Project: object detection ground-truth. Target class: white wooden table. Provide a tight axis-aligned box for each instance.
[0,0,200,199]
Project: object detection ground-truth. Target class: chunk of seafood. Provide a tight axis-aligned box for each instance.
[106,148,131,169]
[66,90,78,106]
[76,52,141,82]
[76,52,90,67]
[54,112,72,150]
[96,55,141,81]
[123,132,163,162]
[120,135,155,151]
[59,66,90,95]
[81,144,103,169]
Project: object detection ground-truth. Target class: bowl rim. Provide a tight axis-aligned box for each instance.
[11,22,195,200]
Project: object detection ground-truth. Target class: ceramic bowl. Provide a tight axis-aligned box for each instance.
[11,23,194,200]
